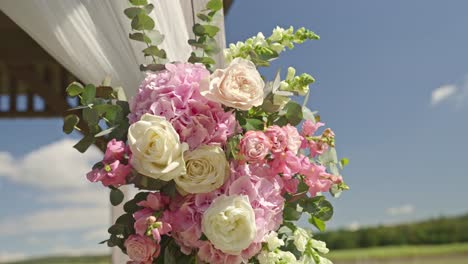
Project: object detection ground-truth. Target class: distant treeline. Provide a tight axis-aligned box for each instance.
[315,214,468,249]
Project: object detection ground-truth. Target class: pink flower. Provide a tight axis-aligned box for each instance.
[265,125,288,153]
[124,235,159,263]
[137,193,170,211]
[302,120,324,137]
[197,241,243,264]
[301,162,342,196]
[103,139,127,162]
[239,131,271,163]
[283,124,302,154]
[86,160,131,187]
[129,63,237,150]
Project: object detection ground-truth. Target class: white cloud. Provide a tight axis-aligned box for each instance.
[0,206,109,236]
[431,85,458,106]
[0,251,27,263]
[346,221,361,231]
[386,204,415,216]
[0,139,102,189]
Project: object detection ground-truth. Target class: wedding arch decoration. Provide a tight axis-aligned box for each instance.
[61,0,348,263]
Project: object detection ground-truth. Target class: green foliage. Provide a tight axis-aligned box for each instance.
[129,0,148,6]
[316,214,468,250]
[124,2,166,66]
[63,114,79,134]
[225,26,320,67]
[63,81,130,153]
[65,82,84,96]
[109,187,124,206]
[187,0,223,70]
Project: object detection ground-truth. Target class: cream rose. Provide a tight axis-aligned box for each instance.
[128,113,188,181]
[202,195,256,254]
[175,145,229,194]
[201,57,265,110]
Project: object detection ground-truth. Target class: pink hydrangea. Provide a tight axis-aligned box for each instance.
[239,131,272,163]
[124,235,159,263]
[128,63,237,150]
[165,162,283,261]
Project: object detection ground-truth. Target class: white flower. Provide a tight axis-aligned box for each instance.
[201,57,265,111]
[258,249,298,264]
[201,195,256,254]
[128,114,188,181]
[293,227,310,252]
[174,145,229,194]
[264,231,285,251]
[311,238,329,254]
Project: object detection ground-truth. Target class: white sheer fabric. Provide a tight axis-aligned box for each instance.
[0,1,226,263]
[0,0,193,98]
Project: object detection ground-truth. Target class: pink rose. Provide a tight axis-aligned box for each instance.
[124,235,159,263]
[265,125,288,153]
[283,124,302,154]
[201,58,265,110]
[239,131,272,162]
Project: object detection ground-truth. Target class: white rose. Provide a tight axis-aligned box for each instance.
[128,114,188,181]
[174,145,229,194]
[201,195,256,254]
[201,57,264,110]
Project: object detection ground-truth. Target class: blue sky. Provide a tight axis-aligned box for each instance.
[1,0,468,261]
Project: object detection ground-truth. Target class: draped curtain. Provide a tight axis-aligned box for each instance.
[0,0,226,263]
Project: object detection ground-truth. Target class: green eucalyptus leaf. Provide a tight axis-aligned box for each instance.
[193,24,205,36]
[144,3,154,14]
[143,46,167,58]
[206,0,223,11]
[73,135,95,153]
[63,114,79,134]
[203,25,220,37]
[309,216,326,232]
[110,188,125,206]
[129,32,151,43]
[95,126,118,137]
[145,30,165,45]
[124,7,143,19]
[284,101,303,126]
[140,64,166,72]
[161,181,177,197]
[82,108,99,126]
[81,84,96,105]
[66,82,84,97]
[284,205,302,221]
[131,13,155,30]
[129,0,148,6]
[243,118,264,131]
[197,13,211,22]
[203,37,220,55]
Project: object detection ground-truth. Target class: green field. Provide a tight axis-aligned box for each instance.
[5,243,468,264]
[328,243,468,264]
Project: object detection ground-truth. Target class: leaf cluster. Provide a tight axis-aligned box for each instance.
[63,82,130,153]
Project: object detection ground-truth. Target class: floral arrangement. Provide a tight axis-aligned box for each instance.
[62,0,349,263]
